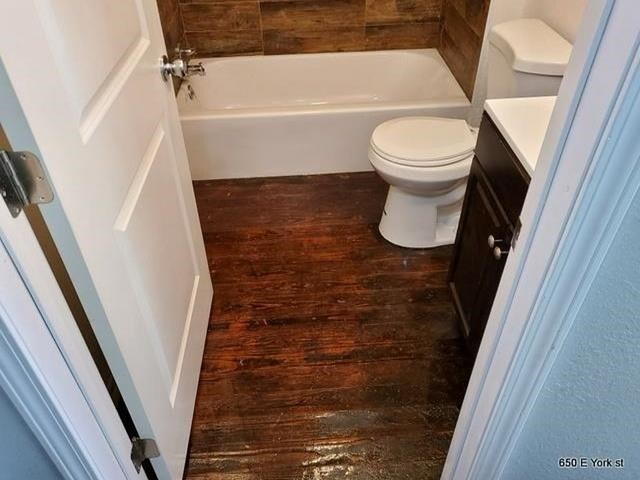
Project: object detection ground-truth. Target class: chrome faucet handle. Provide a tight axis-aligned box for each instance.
[175,45,197,59]
[187,62,206,77]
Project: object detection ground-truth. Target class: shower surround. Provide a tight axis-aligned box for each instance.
[156,0,491,98]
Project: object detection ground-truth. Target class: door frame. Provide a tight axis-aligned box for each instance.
[0,225,138,479]
[0,1,637,480]
[443,0,640,478]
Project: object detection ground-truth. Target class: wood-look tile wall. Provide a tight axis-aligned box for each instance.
[171,0,443,57]
[438,0,491,98]
[157,0,186,54]
[155,0,491,98]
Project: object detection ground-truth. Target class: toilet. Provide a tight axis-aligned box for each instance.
[369,18,572,248]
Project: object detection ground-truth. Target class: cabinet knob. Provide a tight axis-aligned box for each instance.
[493,246,508,260]
[487,234,504,248]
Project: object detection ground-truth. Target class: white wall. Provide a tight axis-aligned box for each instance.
[524,0,588,42]
[468,0,587,126]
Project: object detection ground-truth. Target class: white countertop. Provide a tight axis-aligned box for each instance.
[484,96,556,176]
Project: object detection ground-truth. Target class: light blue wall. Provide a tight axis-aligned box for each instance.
[0,387,62,480]
[501,189,640,479]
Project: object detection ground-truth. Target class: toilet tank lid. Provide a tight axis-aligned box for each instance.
[490,18,573,76]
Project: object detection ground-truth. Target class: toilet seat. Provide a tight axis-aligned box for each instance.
[369,146,473,185]
[370,117,476,167]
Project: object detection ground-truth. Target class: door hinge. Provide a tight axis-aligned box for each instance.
[0,150,53,217]
[130,437,160,473]
[512,217,523,250]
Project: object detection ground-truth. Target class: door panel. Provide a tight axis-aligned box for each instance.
[0,1,213,479]
[38,0,149,140]
[114,122,200,397]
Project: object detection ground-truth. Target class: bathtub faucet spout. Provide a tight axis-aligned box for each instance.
[187,62,206,77]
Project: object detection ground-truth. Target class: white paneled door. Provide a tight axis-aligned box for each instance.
[0,1,213,479]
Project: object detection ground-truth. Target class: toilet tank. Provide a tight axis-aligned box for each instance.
[487,19,573,99]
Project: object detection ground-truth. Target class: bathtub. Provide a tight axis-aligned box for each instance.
[178,49,470,180]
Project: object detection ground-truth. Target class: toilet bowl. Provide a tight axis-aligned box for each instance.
[368,116,476,248]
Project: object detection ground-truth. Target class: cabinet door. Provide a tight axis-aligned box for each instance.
[449,160,510,353]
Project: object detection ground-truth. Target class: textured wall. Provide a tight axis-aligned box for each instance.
[438,0,491,98]
[501,190,640,479]
[0,387,62,479]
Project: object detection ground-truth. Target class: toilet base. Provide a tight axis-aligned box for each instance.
[378,184,465,248]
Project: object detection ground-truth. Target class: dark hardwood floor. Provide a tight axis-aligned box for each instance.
[186,172,471,480]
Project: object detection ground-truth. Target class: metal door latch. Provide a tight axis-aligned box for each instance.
[130,437,160,473]
[0,150,53,217]
[512,217,523,249]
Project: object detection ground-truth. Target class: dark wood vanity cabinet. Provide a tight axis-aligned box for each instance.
[449,114,530,355]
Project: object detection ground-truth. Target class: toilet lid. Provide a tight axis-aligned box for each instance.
[370,117,476,166]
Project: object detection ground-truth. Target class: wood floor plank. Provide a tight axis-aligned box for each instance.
[185,172,471,480]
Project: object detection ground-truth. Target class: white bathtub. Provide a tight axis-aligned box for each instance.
[178,49,470,180]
